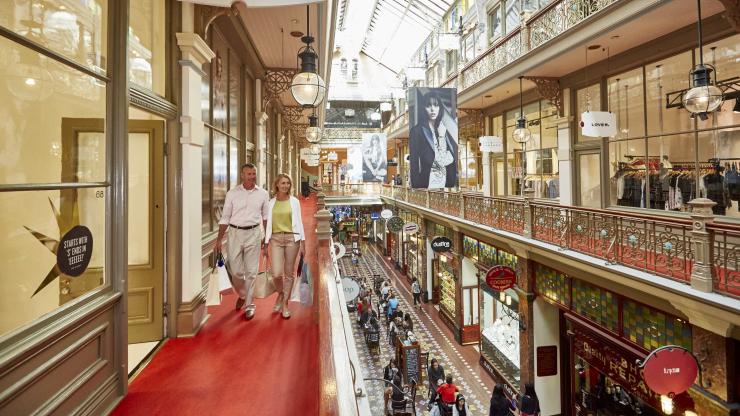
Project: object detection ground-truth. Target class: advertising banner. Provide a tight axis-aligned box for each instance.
[361,133,388,182]
[408,87,458,189]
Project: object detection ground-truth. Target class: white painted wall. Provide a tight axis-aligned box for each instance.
[462,257,478,286]
[533,297,562,416]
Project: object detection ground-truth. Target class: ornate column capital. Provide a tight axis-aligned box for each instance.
[176,32,215,66]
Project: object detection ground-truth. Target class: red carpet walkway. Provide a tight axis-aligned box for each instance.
[112,195,319,416]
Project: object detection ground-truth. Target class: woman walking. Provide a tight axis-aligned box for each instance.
[264,174,305,319]
[519,383,540,416]
[489,384,515,416]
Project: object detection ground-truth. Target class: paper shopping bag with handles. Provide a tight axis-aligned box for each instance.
[289,254,304,303]
[299,257,313,307]
[206,258,223,306]
[252,250,276,298]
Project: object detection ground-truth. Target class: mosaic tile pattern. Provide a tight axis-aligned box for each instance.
[340,248,491,415]
[623,300,692,351]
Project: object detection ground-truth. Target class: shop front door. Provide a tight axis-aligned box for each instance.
[61,119,165,343]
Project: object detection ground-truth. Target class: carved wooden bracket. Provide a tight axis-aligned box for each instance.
[717,0,740,33]
[263,69,297,110]
[524,76,563,116]
[195,4,235,41]
[281,105,307,136]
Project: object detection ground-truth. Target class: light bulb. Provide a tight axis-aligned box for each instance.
[505,295,512,306]
[499,291,506,302]
[660,395,674,415]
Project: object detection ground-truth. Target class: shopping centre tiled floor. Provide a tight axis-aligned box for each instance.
[340,244,494,415]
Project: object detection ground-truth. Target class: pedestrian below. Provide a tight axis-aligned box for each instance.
[380,280,391,300]
[411,278,422,308]
[403,313,414,332]
[383,358,399,384]
[437,375,460,408]
[215,163,269,320]
[264,173,305,319]
[427,359,446,409]
[387,294,398,319]
[453,394,468,416]
[519,383,540,416]
[489,384,515,416]
[388,314,402,346]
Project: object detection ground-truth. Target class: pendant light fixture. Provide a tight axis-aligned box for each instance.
[305,111,321,143]
[512,76,531,144]
[683,0,723,116]
[290,5,326,108]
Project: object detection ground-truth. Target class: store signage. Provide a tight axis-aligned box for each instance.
[403,222,419,235]
[485,265,516,291]
[57,225,94,277]
[380,209,393,219]
[479,136,503,153]
[300,147,320,160]
[430,236,452,253]
[387,216,404,233]
[641,346,699,396]
[580,111,617,137]
[370,212,380,220]
[569,320,691,411]
[341,277,360,302]
[333,242,346,259]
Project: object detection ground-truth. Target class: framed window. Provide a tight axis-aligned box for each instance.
[575,83,601,143]
[504,0,520,35]
[446,50,457,75]
[488,5,502,43]
[129,0,166,95]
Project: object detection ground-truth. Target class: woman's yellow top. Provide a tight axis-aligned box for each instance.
[271,199,293,233]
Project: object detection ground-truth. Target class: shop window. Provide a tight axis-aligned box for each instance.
[606,34,740,218]
[202,130,212,233]
[572,279,618,332]
[446,49,457,75]
[480,286,521,384]
[0,0,107,75]
[535,264,570,307]
[459,137,479,190]
[228,50,242,138]
[622,300,691,352]
[438,258,456,318]
[575,83,601,143]
[506,100,559,198]
[0,37,109,337]
[487,5,502,44]
[129,0,166,95]
[504,0,520,35]
[340,58,347,78]
[577,152,602,208]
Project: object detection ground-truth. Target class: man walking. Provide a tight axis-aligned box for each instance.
[411,278,422,309]
[215,163,269,320]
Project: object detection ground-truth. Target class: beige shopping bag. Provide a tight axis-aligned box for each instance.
[205,267,222,306]
[228,251,276,299]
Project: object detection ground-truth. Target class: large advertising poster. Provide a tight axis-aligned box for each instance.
[361,133,388,182]
[408,87,458,189]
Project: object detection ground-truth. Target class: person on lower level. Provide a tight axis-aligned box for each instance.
[215,163,269,320]
[427,359,446,410]
[265,173,306,319]
[489,384,515,416]
[437,375,459,407]
[519,382,540,416]
[452,394,468,416]
[411,278,422,308]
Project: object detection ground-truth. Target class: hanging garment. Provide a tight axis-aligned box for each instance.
[704,173,728,215]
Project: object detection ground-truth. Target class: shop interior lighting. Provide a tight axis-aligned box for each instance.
[499,291,506,302]
[512,76,531,144]
[505,294,512,306]
[684,411,698,416]
[290,5,326,108]
[660,395,674,415]
[682,0,723,117]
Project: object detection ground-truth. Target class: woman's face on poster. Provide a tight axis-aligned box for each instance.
[424,97,440,121]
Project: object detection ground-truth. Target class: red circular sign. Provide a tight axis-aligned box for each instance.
[642,347,698,395]
[485,266,516,291]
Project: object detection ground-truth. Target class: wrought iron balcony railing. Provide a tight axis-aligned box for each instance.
[377,184,739,299]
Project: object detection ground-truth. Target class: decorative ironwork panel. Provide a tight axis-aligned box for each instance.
[429,191,460,217]
[623,300,692,352]
[262,69,296,109]
[461,31,522,91]
[529,0,619,51]
[535,264,570,307]
[408,189,427,207]
[533,205,568,247]
[572,279,618,332]
[616,218,692,283]
[711,226,740,298]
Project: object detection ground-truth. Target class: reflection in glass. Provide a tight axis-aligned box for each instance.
[578,153,601,208]
[129,0,165,94]
[0,0,108,74]
[212,132,228,230]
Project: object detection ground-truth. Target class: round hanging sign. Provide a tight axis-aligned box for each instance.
[57,225,94,277]
[341,277,361,302]
[485,265,516,291]
[403,222,419,235]
[430,236,452,253]
[387,216,404,233]
[641,346,699,396]
[333,242,346,259]
[380,209,393,219]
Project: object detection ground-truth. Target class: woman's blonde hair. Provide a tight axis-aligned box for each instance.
[272,173,293,196]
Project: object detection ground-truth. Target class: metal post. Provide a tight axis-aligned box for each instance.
[523,188,535,238]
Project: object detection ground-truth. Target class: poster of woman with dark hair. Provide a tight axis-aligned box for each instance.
[362,133,388,182]
[408,88,458,189]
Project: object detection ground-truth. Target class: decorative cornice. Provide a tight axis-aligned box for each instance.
[523,76,563,116]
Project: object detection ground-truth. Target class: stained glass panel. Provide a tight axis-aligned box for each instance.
[572,279,618,332]
[479,242,497,267]
[535,264,570,307]
[463,236,479,261]
[623,300,691,351]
